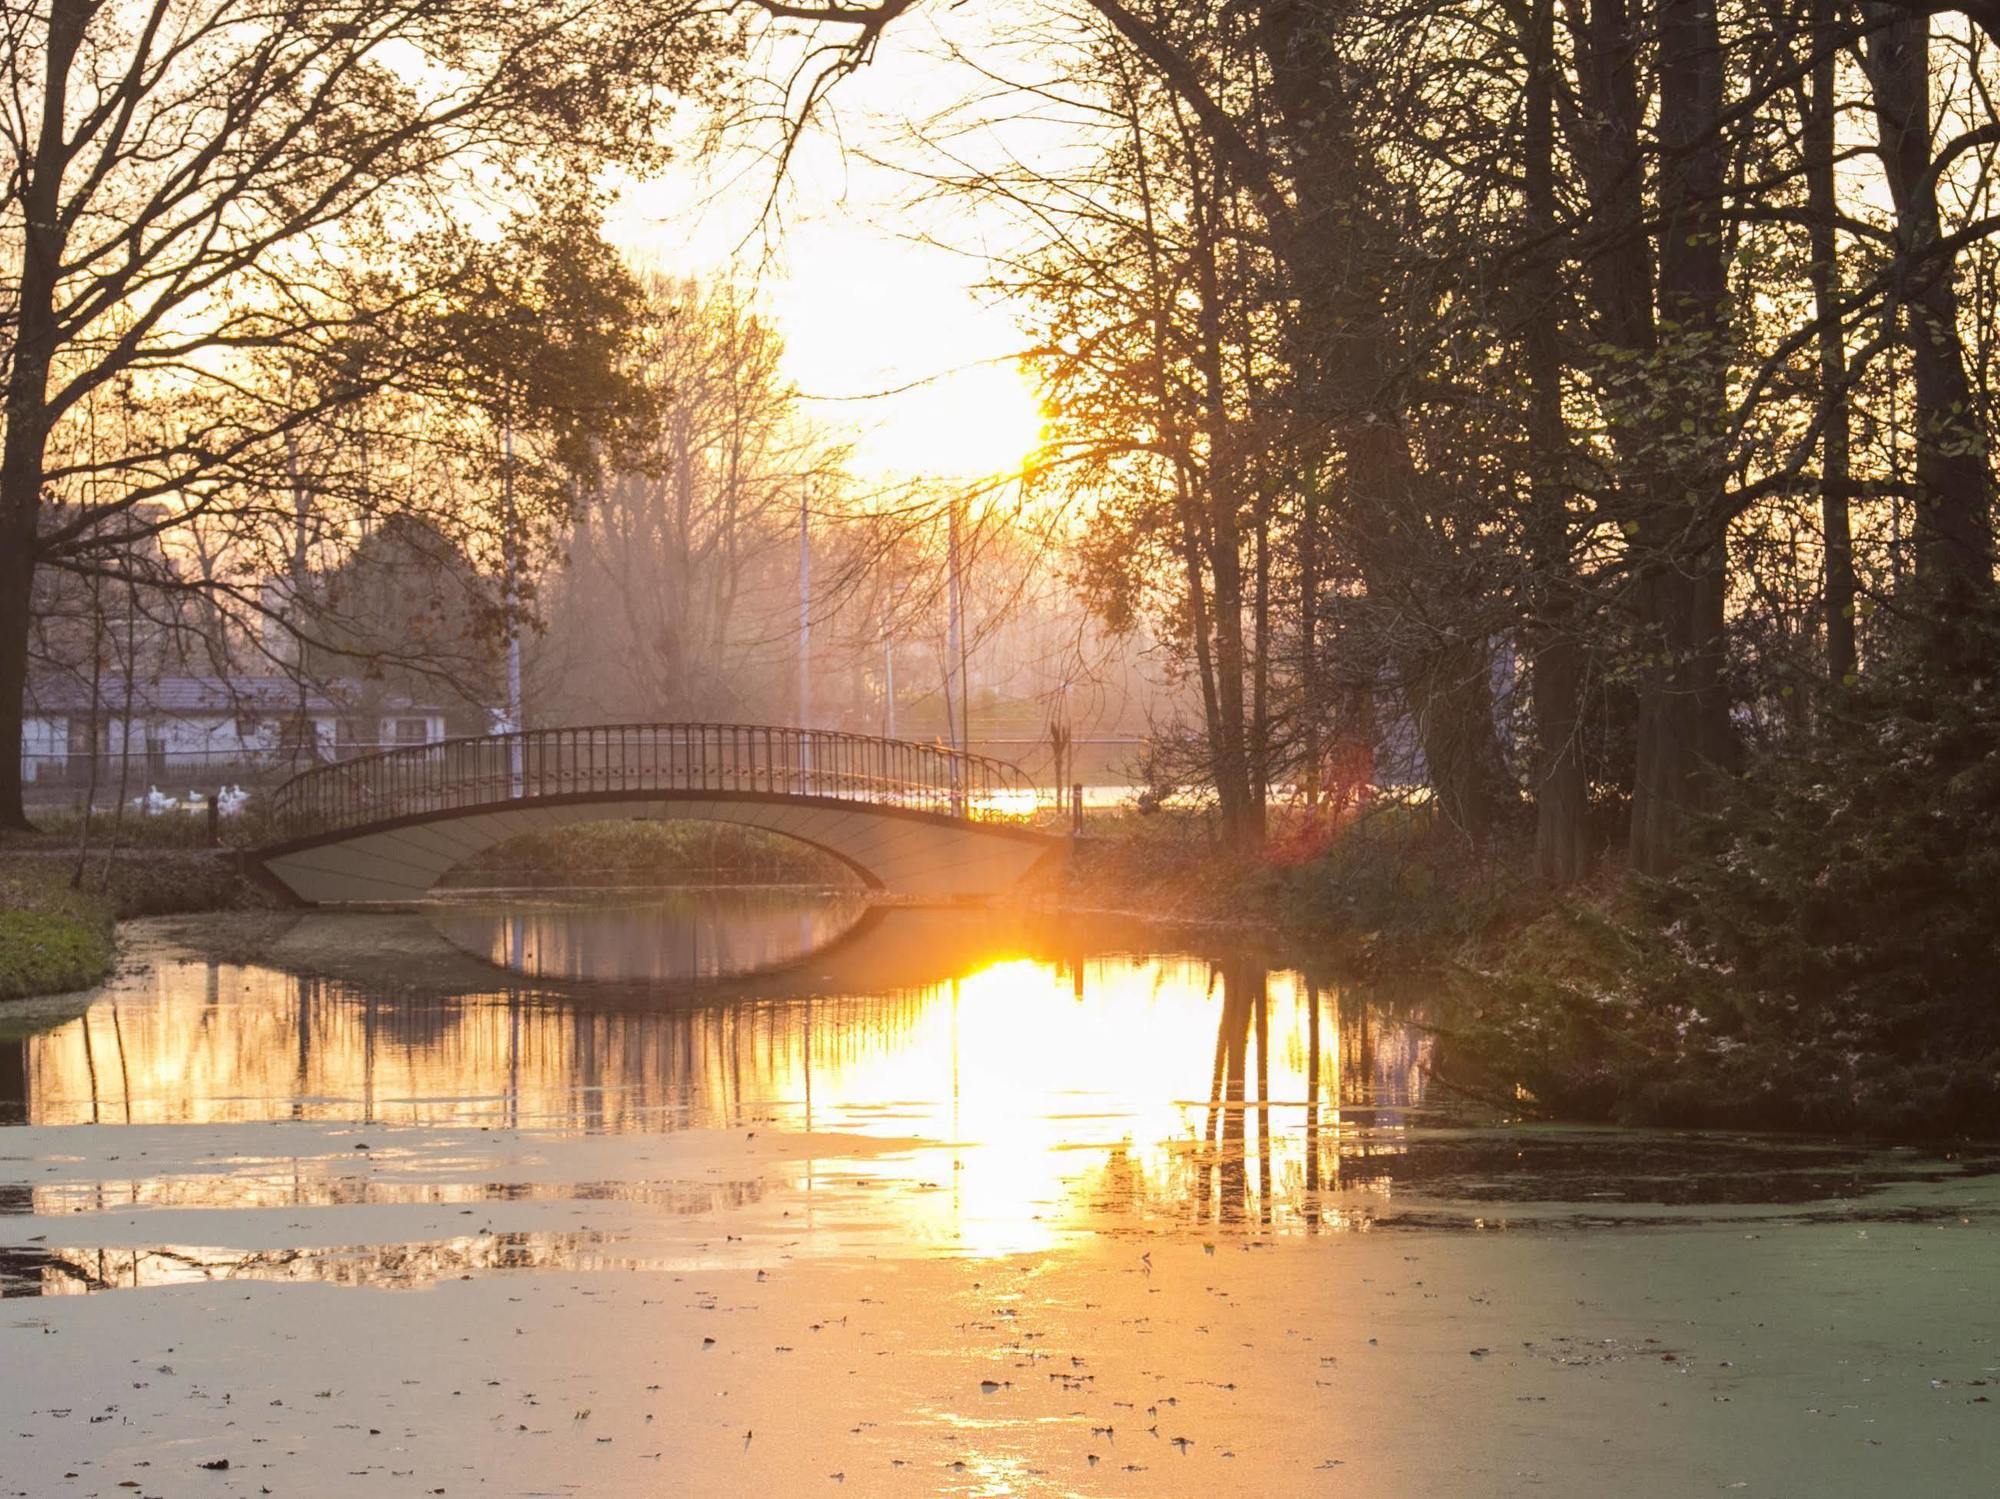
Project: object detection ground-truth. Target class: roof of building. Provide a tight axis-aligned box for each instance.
[25,674,446,717]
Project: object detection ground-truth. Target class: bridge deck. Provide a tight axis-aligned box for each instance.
[256,724,1061,904]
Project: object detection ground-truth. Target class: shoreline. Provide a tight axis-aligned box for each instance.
[8,816,1997,1145]
[0,843,276,1003]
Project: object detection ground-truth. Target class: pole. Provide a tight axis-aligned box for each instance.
[951,497,970,755]
[883,633,896,739]
[945,497,964,812]
[503,414,523,796]
[798,484,813,778]
[798,487,811,727]
[945,499,962,753]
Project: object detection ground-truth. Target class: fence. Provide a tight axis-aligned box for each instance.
[267,723,1039,843]
[21,745,398,812]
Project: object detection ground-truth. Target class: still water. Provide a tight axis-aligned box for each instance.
[2,892,1996,1495]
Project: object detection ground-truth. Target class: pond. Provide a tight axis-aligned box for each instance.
[1,891,1995,1495]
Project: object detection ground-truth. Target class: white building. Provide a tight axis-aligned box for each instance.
[20,675,449,788]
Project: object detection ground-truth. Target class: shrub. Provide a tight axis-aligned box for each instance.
[1277,801,1525,964]
[1451,610,2000,1138]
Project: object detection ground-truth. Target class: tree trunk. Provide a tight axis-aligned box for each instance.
[0,544,33,832]
[1413,633,1505,837]
[0,0,86,831]
[1628,567,1696,874]
[1807,0,1857,684]
[1300,478,1323,810]
[1628,0,1732,876]
[1525,0,1591,882]
[1207,523,1257,843]
[1189,165,1258,847]
[1531,626,1591,878]
[1249,503,1271,837]
[1257,0,1504,839]
[1863,5,1995,608]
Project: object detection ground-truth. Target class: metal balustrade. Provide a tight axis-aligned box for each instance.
[266,723,1038,843]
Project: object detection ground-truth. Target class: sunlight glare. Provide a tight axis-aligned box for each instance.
[862,361,1046,482]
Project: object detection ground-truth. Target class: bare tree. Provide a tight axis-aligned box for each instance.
[0,0,726,827]
[535,277,845,722]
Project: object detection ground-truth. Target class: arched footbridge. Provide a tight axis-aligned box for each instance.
[255,724,1064,905]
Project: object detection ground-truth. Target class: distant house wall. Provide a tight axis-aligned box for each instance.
[18,675,449,787]
[20,717,65,774]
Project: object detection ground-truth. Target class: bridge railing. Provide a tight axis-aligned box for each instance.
[266,723,1037,843]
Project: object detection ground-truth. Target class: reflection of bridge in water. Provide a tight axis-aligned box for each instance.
[0,914,1458,1294]
[256,724,1063,904]
[437,898,1094,996]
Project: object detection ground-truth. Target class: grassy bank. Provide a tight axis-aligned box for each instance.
[1041,810,1288,928]
[0,838,276,1002]
[1048,803,1542,962]
[1432,898,2000,1140]
[1055,802,1998,1142]
[0,865,115,1001]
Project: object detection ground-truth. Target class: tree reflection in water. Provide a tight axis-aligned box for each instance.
[14,901,1953,1301]
[2,909,1443,1287]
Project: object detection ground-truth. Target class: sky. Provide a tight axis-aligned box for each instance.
[606,9,1063,485]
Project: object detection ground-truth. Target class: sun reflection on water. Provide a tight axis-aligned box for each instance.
[1,905,1437,1292]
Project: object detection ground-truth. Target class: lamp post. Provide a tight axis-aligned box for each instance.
[798,484,811,730]
[502,413,523,797]
[798,483,813,778]
[882,631,896,738]
[945,495,967,812]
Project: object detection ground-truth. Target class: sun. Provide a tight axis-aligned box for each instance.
[860,359,1048,483]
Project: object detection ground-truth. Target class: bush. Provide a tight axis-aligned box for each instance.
[1636,613,2000,1134]
[1054,806,1284,924]
[1450,610,2000,1138]
[1277,802,1525,964]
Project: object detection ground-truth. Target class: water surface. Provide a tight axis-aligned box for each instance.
[1,894,1995,1495]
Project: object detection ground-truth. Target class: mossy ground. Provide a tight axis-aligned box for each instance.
[1,834,275,1002]
[0,865,115,1001]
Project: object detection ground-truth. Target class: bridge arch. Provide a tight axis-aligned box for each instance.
[254,724,1062,905]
